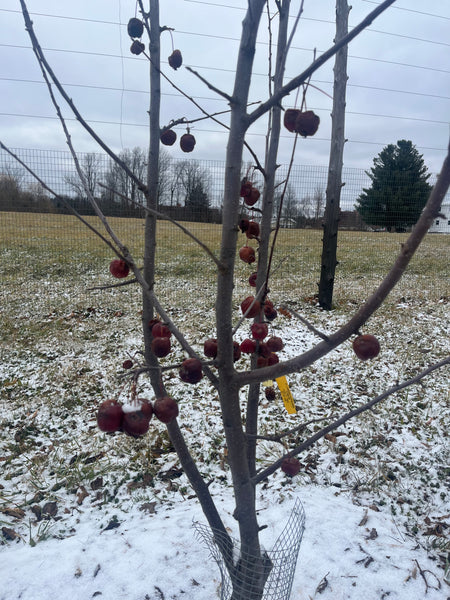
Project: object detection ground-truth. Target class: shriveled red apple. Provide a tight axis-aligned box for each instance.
[352,334,380,360]
[179,358,203,384]
[97,400,123,433]
[109,259,130,278]
[153,396,179,423]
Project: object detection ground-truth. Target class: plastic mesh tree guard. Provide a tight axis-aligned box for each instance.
[194,498,306,600]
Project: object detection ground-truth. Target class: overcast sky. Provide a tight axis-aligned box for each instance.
[0,0,449,176]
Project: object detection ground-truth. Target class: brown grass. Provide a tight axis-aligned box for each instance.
[0,211,448,303]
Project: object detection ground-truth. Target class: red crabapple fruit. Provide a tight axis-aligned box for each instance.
[151,336,171,358]
[240,180,252,198]
[130,40,145,55]
[109,259,130,278]
[251,322,268,341]
[127,18,144,38]
[180,133,196,152]
[179,358,203,384]
[266,336,284,352]
[160,129,177,146]
[240,296,261,318]
[244,187,260,207]
[283,108,300,132]
[168,49,183,70]
[97,400,124,433]
[203,338,218,359]
[265,387,276,401]
[151,323,171,338]
[246,221,260,239]
[239,246,256,264]
[240,338,257,354]
[153,396,179,423]
[352,334,380,361]
[122,409,150,437]
[281,457,301,476]
[294,110,320,137]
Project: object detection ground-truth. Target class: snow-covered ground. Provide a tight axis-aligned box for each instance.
[0,264,449,600]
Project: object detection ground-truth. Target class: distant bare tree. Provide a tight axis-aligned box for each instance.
[65,152,101,199]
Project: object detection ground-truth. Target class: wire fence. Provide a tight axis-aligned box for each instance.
[1,147,449,303]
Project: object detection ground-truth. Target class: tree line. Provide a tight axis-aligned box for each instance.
[0,139,433,231]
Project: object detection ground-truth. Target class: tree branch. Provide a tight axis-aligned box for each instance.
[19,0,148,196]
[236,138,450,387]
[247,0,398,126]
[97,183,224,271]
[185,66,233,102]
[252,356,450,484]
[0,142,120,258]
[279,304,330,341]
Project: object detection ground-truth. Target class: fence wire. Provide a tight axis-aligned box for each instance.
[194,498,306,600]
[1,148,449,303]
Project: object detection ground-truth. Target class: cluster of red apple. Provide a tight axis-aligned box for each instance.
[283,109,320,137]
[127,17,183,69]
[127,17,194,152]
[160,128,196,153]
[97,392,179,437]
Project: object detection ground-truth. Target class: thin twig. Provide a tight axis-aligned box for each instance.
[19,0,148,196]
[145,52,265,174]
[414,559,441,593]
[247,0,398,125]
[252,356,450,484]
[280,304,329,341]
[185,66,232,102]
[248,415,330,442]
[97,183,224,270]
[0,142,120,258]
[88,278,138,291]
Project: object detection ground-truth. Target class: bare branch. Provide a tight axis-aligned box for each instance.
[279,304,330,341]
[0,142,120,258]
[19,0,148,196]
[252,356,450,484]
[248,415,330,442]
[97,183,224,271]
[185,66,232,102]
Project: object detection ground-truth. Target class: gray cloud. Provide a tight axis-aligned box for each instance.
[1,0,448,174]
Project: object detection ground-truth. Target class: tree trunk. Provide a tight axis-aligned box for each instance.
[318,0,350,310]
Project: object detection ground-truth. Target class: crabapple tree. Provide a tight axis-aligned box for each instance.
[3,1,449,599]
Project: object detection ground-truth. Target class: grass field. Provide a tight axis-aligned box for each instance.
[0,210,449,595]
[1,211,449,305]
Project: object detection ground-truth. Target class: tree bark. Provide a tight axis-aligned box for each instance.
[318,0,350,310]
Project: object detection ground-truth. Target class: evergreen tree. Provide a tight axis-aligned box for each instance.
[356,140,432,231]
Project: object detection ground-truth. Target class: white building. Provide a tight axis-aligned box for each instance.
[429,199,450,233]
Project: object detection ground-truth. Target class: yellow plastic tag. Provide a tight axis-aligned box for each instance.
[275,376,297,414]
[262,380,273,387]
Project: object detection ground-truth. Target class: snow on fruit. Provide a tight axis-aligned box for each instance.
[96,400,124,433]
